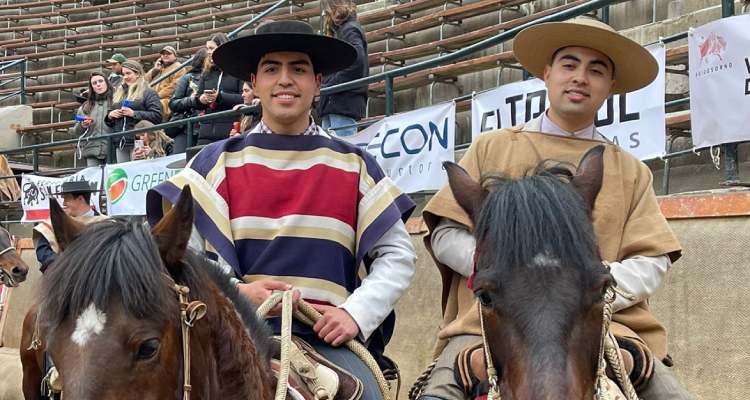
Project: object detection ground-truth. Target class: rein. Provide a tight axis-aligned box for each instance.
[168,278,208,400]
[477,261,641,400]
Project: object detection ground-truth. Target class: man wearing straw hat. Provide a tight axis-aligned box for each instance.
[418,17,692,400]
[147,20,416,400]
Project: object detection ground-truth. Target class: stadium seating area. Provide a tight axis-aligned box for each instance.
[0,0,710,172]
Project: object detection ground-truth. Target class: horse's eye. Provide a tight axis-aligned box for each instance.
[476,290,492,307]
[136,338,160,360]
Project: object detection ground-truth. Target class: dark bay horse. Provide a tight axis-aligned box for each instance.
[21,188,275,399]
[0,225,29,287]
[444,145,614,400]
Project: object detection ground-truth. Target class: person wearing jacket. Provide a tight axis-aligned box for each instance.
[168,48,207,153]
[194,33,243,145]
[106,60,162,163]
[145,45,186,122]
[72,72,113,167]
[316,0,368,137]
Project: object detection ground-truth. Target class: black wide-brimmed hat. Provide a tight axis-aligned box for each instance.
[51,180,100,195]
[212,20,357,80]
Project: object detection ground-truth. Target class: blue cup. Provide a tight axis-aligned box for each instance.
[75,115,87,122]
[122,100,130,108]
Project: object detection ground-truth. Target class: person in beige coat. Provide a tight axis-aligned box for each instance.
[145,45,186,121]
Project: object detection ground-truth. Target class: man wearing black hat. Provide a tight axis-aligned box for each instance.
[33,181,106,272]
[147,20,416,400]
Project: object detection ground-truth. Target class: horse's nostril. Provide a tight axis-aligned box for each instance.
[12,266,27,278]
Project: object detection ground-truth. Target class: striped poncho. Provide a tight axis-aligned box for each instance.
[147,131,415,358]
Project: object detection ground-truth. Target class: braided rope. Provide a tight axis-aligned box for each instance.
[407,358,437,400]
[257,292,392,400]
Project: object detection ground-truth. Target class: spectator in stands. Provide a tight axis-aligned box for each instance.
[168,48,207,154]
[145,45,187,122]
[229,81,261,137]
[131,129,174,161]
[33,181,105,273]
[106,60,163,163]
[106,53,127,89]
[418,17,692,400]
[72,72,112,167]
[316,0,368,137]
[195,33,244,145]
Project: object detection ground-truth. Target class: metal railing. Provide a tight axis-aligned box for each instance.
[0,59,27,105]
[0,106,260,173]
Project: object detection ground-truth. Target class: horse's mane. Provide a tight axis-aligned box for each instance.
[39,219,271,362]
[475,160,601,275]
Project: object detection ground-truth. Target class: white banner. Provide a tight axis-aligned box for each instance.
[104,154,184,215]
[688,14,750,148]
[20,167,103,222]
[471,44,667,160]
[342,102,455,193]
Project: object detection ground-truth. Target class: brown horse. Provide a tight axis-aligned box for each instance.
[21,188,275,399]
[0,225,29,287]
[444,145,614,400]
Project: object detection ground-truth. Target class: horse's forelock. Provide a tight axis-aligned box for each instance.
[39,219,177,333]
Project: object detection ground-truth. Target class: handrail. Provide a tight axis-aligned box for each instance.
[0,58,26,104]
[148,0,291,87]
[0,59,25,73]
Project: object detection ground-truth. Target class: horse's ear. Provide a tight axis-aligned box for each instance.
[151,186,194,275]
[50,198,85,252]
[572,145,605,211]
[444,161,487,222]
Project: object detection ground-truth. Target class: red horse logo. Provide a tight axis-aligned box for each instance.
[698,31,727,65]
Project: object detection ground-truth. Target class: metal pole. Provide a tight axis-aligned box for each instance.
[19,59,26,105]
[384,75,394,116]
[721,0,735,17]
[32,149,38,173]
[107,137,115,163]
[601,5,610,23]
[186,121,194,147]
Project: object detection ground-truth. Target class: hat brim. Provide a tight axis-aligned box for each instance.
[212,33,357,80]
[50,189,101,195]
[512,22,657,94]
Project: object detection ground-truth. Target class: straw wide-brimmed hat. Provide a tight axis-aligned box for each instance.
[513,17,657,94]
[212,20,357,79]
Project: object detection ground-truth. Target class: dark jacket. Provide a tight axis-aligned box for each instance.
[316,18,368,120]
[105,85,163,146]
[195,67,243,144]
[166,70,202,138]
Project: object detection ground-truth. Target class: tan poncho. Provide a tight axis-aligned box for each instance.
[423,119,682,360]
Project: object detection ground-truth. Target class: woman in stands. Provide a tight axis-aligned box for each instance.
[229,81,261,137]
[72,72,113,167]
[106,60,163,163]
[131,129,174,161]
[194,33,243,145]
[316,0,368,137]
[168,47,207,153]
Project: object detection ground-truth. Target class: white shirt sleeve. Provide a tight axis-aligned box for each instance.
[430,218,476,278]
[609,255,671,312]
[339,219,417,341]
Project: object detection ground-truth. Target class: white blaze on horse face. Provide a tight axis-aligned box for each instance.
[531,252,562,268]
[71,303,107,347]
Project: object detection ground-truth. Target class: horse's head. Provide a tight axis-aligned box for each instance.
[0,225,29,287]
[445,145,614,400]
[38,188,273,400]
[39,189,194,399]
